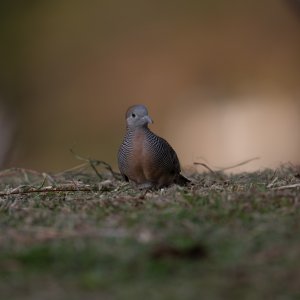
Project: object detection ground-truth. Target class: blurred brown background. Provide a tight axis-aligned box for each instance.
[0,0,300,173]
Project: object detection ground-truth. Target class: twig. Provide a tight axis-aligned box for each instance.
[193,162,216,174]
[36,174,48,190]
[55,163,89,175]
[92,160,123,179]
[272,183,300,190]
[69,148,103,179]
[217,157,260,171]
[194,157,260,172]
[69,148,122,179]
[0,167,44,178]
[90,161,103,180]
[193,162,225,181]
[266,176,278,188]
[0,184,97,197]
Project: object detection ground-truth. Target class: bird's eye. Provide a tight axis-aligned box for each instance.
[131,113,136,118]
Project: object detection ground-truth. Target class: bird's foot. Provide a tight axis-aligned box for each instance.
[136,182,155,190]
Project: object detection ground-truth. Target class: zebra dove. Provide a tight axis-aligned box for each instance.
[118,104,190,189]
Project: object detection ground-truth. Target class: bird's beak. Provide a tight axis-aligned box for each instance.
[144,115,153,124]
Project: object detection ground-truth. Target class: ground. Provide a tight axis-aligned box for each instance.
[0,163,300,300]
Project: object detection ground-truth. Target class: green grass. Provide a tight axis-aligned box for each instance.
[0,165,300,299]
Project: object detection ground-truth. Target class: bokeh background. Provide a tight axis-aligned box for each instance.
[1,0,300,173]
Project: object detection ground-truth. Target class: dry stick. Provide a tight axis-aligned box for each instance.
[266,176,279,189]
[31,172,57,190]
[93,160,123,180]
[89,161,103,179]
[0,184,96,197]
[55,163,89,176]
[69,148,121,179]
[217,157,260,171]
[35,174,48,190]
[272,183,300,190]
[193,162,216,174]
[193,162,225,182]
[69,149,103,180]
[0,168,57,192]
[194,157,260,173]
[0,167,44,178]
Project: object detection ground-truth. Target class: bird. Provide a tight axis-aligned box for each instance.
[118,104,190,189]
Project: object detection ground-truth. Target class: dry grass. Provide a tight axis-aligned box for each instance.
[0,164,300,299]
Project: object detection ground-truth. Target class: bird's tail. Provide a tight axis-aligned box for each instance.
[175,174,191,186]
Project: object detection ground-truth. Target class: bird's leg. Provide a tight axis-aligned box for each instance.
[136,182,154,190]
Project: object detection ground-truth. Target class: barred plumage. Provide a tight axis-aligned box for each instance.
[118,104,190,189]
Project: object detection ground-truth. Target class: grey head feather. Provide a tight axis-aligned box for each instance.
[125,104,153,129]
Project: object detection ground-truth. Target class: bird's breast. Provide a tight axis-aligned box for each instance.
[124,129,149,183]
[120,128,175,187]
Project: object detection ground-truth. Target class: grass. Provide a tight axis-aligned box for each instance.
[0,164,300,299]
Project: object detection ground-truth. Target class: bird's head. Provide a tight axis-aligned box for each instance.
[125,104,153,129]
